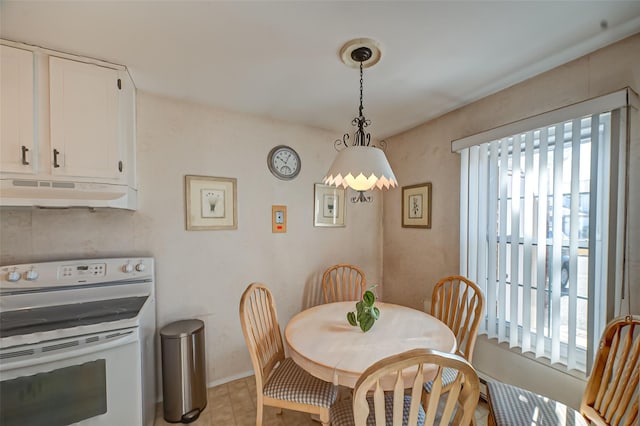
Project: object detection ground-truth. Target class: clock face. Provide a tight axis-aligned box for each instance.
[267,145,301,180]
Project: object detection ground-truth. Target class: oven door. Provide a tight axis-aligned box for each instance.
[0,328,142,426]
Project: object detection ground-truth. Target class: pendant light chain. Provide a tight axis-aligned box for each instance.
[359,61,364,119]
[352,59,371,147]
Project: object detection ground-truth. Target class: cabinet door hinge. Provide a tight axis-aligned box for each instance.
[117,79,122,90]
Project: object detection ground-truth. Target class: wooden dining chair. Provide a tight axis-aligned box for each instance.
[486,315,639,426]
[239,283,337,426]
[430,276,484,362]
[423,275,484,406]
[330,348,480,426]
[322,263,367,303]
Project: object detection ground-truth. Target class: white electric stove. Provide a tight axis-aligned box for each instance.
[0,257,156,426]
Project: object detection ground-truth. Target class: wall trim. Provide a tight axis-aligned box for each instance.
[477,335,588,381]
[156,370,255,403]
[207,370,255,388]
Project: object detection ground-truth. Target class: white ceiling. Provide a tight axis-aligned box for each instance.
[2,1,640,139]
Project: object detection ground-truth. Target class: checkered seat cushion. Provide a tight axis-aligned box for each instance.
[263,358,337,407]
[487,380,588,426]
[423,367,459,392]
[331,394,426,426]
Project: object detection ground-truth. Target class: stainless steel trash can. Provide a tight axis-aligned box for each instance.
[160,319,207,423]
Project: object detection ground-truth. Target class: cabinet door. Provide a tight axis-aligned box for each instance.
[0,45,35,174]
[49,56,122,180]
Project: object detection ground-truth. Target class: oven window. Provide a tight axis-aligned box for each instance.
[0,359,107,426]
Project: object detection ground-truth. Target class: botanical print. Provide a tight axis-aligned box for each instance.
[314,183,345,227]
[409,194,422,219]
[201,189,225,218]
[186,175,237,230]
[402,182,431,229]
[323,194,337,218]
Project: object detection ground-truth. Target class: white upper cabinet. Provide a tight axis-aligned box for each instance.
[49,56,122,180]
[0,40,136,209]
[0,45,35,174]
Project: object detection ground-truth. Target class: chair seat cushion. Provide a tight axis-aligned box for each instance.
[487,380,588,426]
[331,394,425,426]
[263,358,337,407]
[423,367,459,392]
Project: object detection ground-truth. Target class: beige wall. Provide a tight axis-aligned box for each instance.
[383,33,640,408]
[0,92,384,392]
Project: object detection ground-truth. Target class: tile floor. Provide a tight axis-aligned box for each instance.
[154,375,490,425]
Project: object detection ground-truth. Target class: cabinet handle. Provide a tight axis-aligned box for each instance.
[21,146,29,165]
[53,149,61,168]
[118,161,123,172]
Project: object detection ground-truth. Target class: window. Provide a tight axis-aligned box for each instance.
[454,89,636,372]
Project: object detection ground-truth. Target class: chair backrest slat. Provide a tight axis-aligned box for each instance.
[613,356,638,425]
[373,383,385,426]
[606,326,638,423]
[581,315,640,426]
[423,365,442,426]
[601,327,630,419]
[594,329,618,408]
[407,363,424,425]
[451,283,466,337]
[623,399,638,426]
[438,373,462,426]
[431,276,484,361]
[392,370,405,426]
[322,263,366,303]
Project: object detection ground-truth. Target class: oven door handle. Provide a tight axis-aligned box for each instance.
[0,329,139,371]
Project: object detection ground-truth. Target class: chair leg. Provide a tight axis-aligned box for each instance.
[488,411,497,426]
[320,407,330,426]
[337,384,351,401]
[255,402,263,426]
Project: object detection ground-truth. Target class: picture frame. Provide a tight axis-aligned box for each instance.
[314,183,345,227]
[402,182,432,228]
[185,175,237,230]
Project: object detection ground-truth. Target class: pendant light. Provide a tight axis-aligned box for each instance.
[323,39,398,203]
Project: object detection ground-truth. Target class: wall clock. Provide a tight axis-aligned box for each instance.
[267,145,301,180]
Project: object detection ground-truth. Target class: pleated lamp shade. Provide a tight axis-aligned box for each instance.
[323,145,398,192]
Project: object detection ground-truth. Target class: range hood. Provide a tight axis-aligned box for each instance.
[0,178,137,210]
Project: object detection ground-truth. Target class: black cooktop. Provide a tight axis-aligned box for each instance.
[0,296,148,338]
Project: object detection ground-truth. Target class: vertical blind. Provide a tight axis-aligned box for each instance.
[454,89,635,371]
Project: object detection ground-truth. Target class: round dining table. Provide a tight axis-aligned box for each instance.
[284,301,457,389]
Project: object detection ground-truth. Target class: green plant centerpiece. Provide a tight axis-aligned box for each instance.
[346,287,380,332]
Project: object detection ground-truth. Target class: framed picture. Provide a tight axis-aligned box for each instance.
[314,183,345,227]
[402,182,432,228]
[185,175,237,230]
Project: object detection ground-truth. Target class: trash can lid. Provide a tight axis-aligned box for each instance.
[160,319,204,338]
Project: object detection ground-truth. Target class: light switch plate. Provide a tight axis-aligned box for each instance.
[272,205,287,233]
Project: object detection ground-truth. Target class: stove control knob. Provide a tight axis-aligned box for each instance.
[7,270,21,282]
[123,263,134,273]
[135,263,146,272]
[24,268,39,281]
